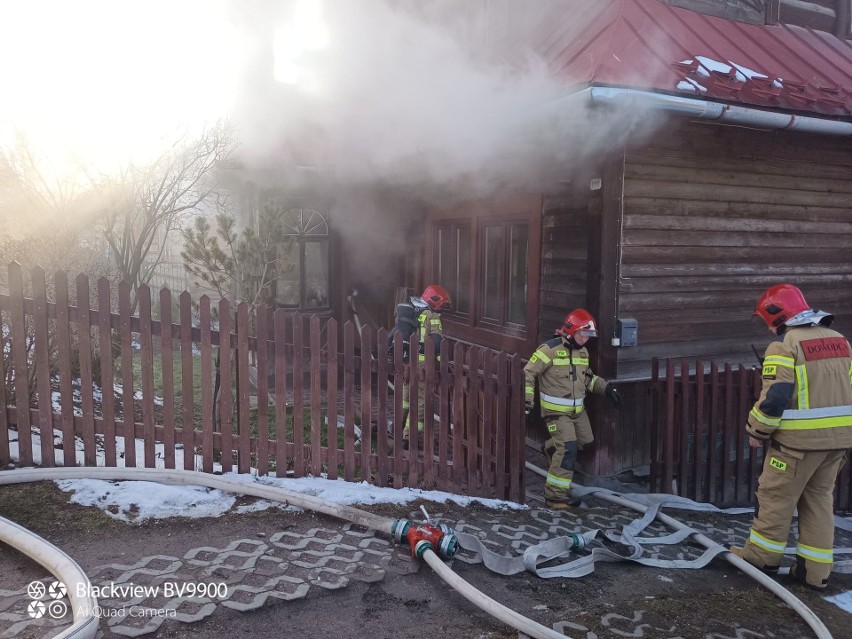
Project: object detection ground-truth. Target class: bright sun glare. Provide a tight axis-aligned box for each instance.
[273,0,330,93]
[0,0,243,179]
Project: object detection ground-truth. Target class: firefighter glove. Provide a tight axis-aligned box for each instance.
[524,402,534,416]
[605,386,622,410]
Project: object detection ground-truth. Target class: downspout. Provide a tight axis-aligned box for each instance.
[587,86,852,136]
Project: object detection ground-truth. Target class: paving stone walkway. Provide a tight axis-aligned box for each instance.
[5,497,848,639]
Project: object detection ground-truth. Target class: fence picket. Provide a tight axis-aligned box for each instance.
[407,332,420,485]
[481,350,495,493]
[466,346,480,492]
[118,282,136,468]
[76,274,96,467]
[452,342,465,487]
[236,302,250,474]
[55,271,74,466]
[311,315,322,478]
[493,353,508,498]
[391,331,404,489]
[509,357,525,503]
[119,282,135,467]
[159,288,175,469]
[376,327,389,487]
[139,285,156,468]
[0,286,8,466]
[422,335,435,488]
[343,321,355,481]
[326,318,339,480]
[292,313,305,478]
[360,326,372,482]
[8,263,32,466]
[663,359,675,495]
[181,292,195,471]
[256,305,269,476]
[31,267,54,467]
[708,361,720,503]
[693,362,705,502]
[200,296,214,473]
[722,364,735,505]
[678,360,689,497]
[735,366,750,504]
[273,309,288,478]
[437,339,450,490]
[218,297,233,473]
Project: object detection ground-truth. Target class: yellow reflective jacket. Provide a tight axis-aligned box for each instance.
[747,325,852,450]
[417,309,443,361]
[523,337,609,418]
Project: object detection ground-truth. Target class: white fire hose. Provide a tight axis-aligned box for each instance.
[525,461,833,639]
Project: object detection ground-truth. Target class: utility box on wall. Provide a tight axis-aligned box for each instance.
[617,317,638,347]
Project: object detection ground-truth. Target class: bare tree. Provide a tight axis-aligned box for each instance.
[100,121,236,311]
[0,135,117,402]
[0,133,97,238]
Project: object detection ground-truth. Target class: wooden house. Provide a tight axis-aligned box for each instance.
[238,0,852,479]
[405,0,852,478]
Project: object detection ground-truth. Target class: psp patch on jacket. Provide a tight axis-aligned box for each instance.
[762,364,777,380]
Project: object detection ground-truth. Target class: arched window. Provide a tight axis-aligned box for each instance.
[274,208,330,310]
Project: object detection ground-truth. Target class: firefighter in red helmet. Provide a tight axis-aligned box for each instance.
[730,284,852,590]
[400,284,452,448]
[524,309,621,508]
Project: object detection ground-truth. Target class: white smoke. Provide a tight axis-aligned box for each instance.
[229,0,655,201]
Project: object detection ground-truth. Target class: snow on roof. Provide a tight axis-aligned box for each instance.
[531,0,852,118]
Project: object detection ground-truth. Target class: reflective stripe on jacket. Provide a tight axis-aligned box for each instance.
[524,337,609,418]
[417,309,443,362]
[747,325,852,450]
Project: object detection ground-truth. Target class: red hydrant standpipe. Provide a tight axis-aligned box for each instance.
[392,519,459,560]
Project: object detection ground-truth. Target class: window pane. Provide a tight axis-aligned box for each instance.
[276,244,301,306]
[481,224,504,321]
[304,240,329,308]
[435,223,471,315]
[508,223,528,324]
[437,226,455,299]
[456,225,471,314]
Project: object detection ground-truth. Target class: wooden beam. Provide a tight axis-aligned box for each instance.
[587,152,625,380]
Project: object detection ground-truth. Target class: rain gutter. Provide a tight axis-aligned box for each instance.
[585,86,852,136]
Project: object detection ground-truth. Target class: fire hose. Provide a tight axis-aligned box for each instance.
[521,461,834,639]
[2,466,838,639]
[0,467,566,639]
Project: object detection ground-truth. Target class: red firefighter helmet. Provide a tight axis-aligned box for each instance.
[421,284,452,312]
[556,309,598,339]
[753,284,810,332]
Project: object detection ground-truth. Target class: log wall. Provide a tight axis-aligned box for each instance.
[617,121,852,379]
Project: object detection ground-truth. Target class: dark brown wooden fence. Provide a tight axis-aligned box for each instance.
[650,357,852,511]
[0,265,526,501]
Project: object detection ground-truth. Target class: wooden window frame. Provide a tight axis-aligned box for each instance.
[275,208,331,312]
[425,195,542,355]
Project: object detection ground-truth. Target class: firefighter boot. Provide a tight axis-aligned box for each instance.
[729,546,779,575]
[546,496,581,510]
[789,557,828,591]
